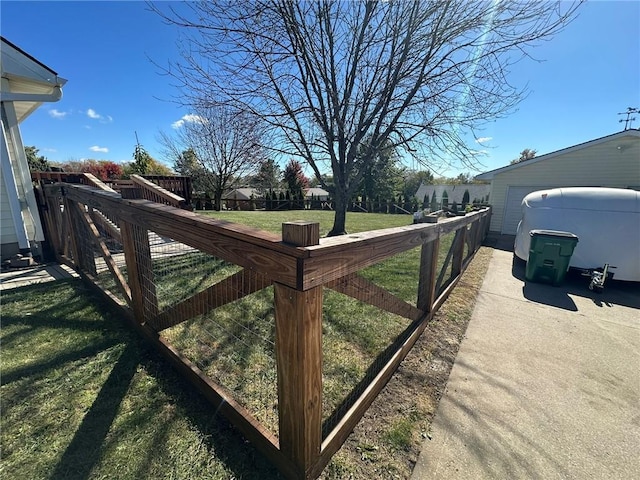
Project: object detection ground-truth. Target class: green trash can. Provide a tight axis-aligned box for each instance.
[525,230,579,286]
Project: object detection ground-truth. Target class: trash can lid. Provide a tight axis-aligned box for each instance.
[529,229,579,239]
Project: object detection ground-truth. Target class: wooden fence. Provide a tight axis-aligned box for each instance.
[195,195,484,213]
[34,174,491,480]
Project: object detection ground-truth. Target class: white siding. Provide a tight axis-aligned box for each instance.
[488,136,640,233]
[0,166,18,244]
[1,97,45,245]
[502,186,548,234]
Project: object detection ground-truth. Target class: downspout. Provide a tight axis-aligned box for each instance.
[1,114,31,254]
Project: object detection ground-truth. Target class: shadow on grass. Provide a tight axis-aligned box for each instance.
[1,338,121,385]
[50,342,140,480]
[2,279,282,480]
[132,350,283,480]
[48,342,282,480]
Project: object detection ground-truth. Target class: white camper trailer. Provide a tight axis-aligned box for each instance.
[514,187,640,282]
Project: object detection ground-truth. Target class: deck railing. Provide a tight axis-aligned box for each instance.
[32,172,192,209]
[37,178,490,479]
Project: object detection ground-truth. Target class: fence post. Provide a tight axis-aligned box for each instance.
[477,210,488,247]
[482,207,492,239]
[61,195,79,266]
[417,237,440,313]
[451,226,467,278]
[471,217,482,253]
[63,195,98,273]
[275,221,322,478]
[121,220,159,324]
[67,199,98,275]
[40,188,62,258]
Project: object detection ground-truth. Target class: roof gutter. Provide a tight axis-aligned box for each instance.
[1,85,63,103]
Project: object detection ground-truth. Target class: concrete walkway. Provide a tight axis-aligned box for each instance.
[411,245,640,479]
[0,263,77,291]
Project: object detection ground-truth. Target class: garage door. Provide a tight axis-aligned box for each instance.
[502,186,547,234]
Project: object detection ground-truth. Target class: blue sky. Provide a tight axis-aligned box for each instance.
[2,1,638,178]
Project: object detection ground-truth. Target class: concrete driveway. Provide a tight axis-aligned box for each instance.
[411,239,640,479]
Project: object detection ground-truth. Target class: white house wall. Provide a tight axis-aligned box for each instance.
[0,163,18,245]
[488,136,640,233]
[1,100,44,242]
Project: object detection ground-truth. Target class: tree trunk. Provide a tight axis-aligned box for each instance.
[214,191,223,211]
[328,193,347,236]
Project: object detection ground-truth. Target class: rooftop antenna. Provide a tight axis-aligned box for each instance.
[134,130,141,157]
[134,130,146,166]
[618,107,638,130]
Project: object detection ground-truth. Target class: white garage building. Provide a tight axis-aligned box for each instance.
[475,129,640,235]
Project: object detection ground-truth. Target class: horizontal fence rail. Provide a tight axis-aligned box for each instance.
[35,178,491,480]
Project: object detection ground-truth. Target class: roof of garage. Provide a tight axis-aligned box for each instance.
[475,129,640,181]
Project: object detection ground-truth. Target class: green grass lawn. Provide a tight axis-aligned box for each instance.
[198,209,413,236]
[0,279,281,480]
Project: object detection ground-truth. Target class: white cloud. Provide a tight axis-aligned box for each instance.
[89,145,109,153]
[469,149,489,157]
[86,109,113,123]
[49,109,67,119]
[475,136,492,144]
[172,114,207,129]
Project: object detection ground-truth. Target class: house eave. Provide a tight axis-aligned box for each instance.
[1,36,67,124]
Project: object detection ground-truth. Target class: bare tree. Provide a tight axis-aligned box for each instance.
[158,105,264,210]
[510,148,537,165]
[152,0,581,235]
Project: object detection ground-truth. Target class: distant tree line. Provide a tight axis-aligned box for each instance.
[27,140,488,213]
[194,186,486,214]
[24,144,174,180]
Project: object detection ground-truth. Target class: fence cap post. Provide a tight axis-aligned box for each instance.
[282,221,320,247]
